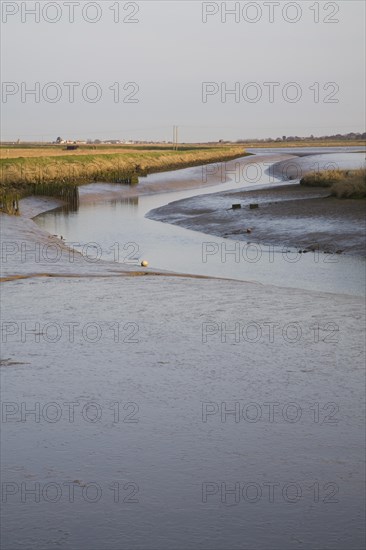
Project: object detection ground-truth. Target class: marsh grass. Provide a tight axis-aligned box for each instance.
[0,147,247,186]
[300,168,366,198]
[0,146,247,214]
[330,169,366,199]
[300,169,345,187]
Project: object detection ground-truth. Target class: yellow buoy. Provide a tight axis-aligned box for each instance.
[141,260,149,267]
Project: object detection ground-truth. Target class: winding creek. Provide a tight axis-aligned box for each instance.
[35,147,366,296]
[3,146,366,550]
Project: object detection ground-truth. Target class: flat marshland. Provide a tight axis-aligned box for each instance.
[0,143,248,186]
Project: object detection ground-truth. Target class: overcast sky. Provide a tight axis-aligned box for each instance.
[1,0,365,142]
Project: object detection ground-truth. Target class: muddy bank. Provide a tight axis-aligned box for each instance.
[147,184,366,256]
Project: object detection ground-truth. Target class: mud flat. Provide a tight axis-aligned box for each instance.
[147,183,366,256]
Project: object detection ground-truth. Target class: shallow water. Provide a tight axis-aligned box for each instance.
[35,149,366,296]
[2,275,365,550]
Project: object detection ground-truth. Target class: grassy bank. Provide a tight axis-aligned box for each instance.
[300,168,366,199]
[0,145,247,214]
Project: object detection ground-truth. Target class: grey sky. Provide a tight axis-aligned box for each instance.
[1,0,365,142]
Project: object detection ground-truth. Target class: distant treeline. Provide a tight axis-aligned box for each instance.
[235,132,366,143]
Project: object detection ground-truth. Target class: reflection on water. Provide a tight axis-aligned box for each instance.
[35,150,366,296]
[57,198,80,215]
[111,196,139,208]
